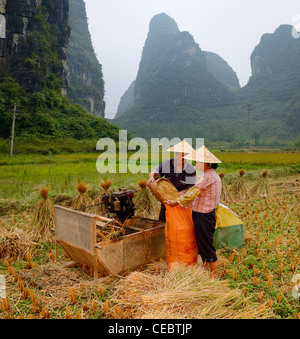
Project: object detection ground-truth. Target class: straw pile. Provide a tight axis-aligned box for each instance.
[250,170,271,198]
[93,179,113,215]
[110,261,273,319]
[231,170,249,201]
[149,178,180,204]
[134,180,159,219]
[30,187,55,240]
[71,182,93,210]
[0,226,36,263]
[52,193,73,207]
[219,172,232,203]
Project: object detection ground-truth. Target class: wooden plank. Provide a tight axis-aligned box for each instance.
[123,232,148,270]
[96,216,114,223]
[96,241,124,275]
[62,261,77,268]
[146,228,166,261]
[59,242,95,269]
[124,217,165,230]
[124,225,145,232]
[96,226,166,275]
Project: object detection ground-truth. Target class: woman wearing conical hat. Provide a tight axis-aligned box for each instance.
[147,140,197,221]
[165,146,222,277]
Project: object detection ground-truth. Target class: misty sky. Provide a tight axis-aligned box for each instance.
[84,0,300,119]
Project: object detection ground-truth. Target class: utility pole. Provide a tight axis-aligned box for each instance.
[10,103,17,157]
[248,104,252,151]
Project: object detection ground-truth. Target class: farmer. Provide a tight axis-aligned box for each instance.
[147,140,197,221]
[165,146,222,277]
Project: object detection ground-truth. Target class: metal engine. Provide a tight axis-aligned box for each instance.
[101,189,135,222]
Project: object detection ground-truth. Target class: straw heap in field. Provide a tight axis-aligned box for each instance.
[71,182,93,210]
[0,226,36,263]
[231,170,249,201]
[30,187,55,240]
[250,170,271,198]
[134,180,159,219]
[110,261,273,319]
[219,172,232,203]
[93,179,113,215]
[52,193,73,207]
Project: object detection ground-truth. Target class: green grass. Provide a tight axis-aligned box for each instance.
[0,151,299,202]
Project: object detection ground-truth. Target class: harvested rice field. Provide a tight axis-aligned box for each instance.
[0,152,299,319]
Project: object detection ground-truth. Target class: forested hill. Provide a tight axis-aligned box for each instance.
[204,51,240,89]
[115,50,241,119]
[0,0,120,147]
[66,0,106,117]
[114,15,300,147]
[133,13,235,109]
[246,24,300,100]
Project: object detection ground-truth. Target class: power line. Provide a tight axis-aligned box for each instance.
[10,103,17,157]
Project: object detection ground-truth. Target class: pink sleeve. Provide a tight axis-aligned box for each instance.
[195,172,215,190]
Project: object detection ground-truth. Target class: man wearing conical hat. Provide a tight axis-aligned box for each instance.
[147,140,196,221]
[165,146,222,277]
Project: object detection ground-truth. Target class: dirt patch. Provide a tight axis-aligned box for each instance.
[20,264,85,296]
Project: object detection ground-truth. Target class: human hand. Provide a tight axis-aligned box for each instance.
[146,173,156,186]
[164,200,179,207]
[146,177,154,187]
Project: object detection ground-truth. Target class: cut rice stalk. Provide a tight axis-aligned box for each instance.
[134,180,159,219]
[71,182,93,210]
[30,187,55,240]
[250,170,272,198]
[110,261,273,319]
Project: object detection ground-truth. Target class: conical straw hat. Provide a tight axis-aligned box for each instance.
[167,140,194,154]
[184,146,222,164]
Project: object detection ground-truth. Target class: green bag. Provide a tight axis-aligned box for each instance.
[214,204,245,250]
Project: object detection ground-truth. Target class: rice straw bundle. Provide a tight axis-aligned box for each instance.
[219,172,232,203]
[250,170,271,199]
[93,179,113,215]
[134,180,159,219]
[231,170,249,201]
[30,187,55,239]
[110,261,273,319]
[71,182,93,210]
[100,179,113,193]
[137,179,147,190]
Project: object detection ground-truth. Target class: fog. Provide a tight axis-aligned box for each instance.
[84,0,300,119]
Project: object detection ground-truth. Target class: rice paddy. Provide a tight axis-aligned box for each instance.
[0,151,299,319]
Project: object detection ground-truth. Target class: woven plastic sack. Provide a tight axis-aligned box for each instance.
[165,204,198,267]
[214,204,245,250]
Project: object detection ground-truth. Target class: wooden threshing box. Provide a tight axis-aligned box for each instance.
[54,206,166,281]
